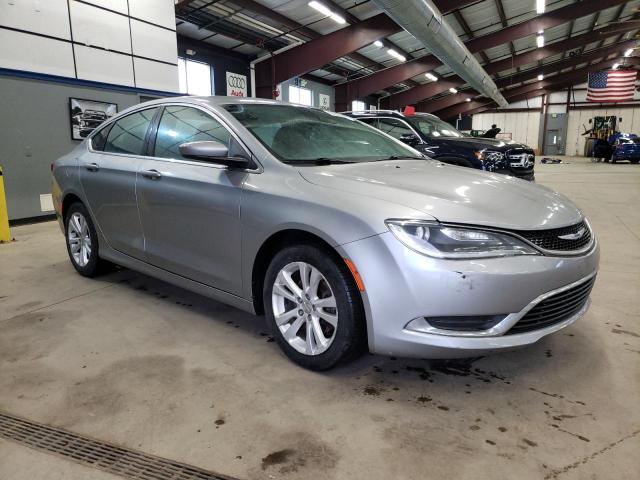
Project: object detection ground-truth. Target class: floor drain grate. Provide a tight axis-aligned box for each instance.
[0,411,238,480]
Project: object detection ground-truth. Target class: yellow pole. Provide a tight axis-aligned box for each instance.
[0,166,11,243]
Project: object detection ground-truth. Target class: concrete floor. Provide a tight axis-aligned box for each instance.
[1,156,639,480]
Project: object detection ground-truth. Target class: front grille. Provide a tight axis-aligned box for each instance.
[512,220,592,252]
[506,276,596,335]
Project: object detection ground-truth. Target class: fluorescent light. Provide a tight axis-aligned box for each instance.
[308,1,331,16]
[536,0,545,14]
[374,40,383,48]
[536,32,545,48]
[612,63,620,69]
[624,48,634,57]
[308,1,346,24]
[538,73,544,81]
[449,87,458,94]
[425,72,438,81]
[387,48,406,62]
[330,13,346,24]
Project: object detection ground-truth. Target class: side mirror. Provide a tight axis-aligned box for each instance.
[178,141,250,168]
[399,133,420,145]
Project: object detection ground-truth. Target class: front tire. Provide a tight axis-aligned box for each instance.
[264,244,366,370]
[65,202,110,277]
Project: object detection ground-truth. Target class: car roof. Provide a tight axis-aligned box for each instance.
[114,95,331,119]
[343,110,441,120]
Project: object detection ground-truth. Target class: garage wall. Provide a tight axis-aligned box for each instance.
[0,76,144,221]
[472,111,541,149]
[566,105,640,156]
[277,78,336,111]
[0,0,178,92]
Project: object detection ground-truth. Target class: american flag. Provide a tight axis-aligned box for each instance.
[587,70,637,103]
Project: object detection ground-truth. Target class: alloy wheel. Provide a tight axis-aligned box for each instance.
[271,262,338,355]
[67,212,92,267]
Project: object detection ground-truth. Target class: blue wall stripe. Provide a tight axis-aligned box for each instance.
[0,67,181,97]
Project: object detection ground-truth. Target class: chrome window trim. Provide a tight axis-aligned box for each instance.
[87,102,263,174]
[406,271,597,337]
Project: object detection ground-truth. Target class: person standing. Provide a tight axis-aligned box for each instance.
[483,124,501,138]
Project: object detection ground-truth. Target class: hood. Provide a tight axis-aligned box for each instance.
[436,137,532,152]
[299,160,582,230]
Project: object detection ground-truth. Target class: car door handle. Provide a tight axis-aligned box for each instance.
[141,169,162,180]
[85,163,99,172]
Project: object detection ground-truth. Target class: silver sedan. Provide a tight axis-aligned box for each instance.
[52,97,599,370]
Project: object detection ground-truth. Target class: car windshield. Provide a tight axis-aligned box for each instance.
[407,115,464,138]
[223,103,422,164]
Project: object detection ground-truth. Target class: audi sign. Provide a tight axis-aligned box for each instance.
[226,72,247,97]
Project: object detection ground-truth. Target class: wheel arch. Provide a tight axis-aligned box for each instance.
[61,192,84,221]
[251,228,350,316]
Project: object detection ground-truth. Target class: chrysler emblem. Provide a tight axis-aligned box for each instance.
[558,228,586,241]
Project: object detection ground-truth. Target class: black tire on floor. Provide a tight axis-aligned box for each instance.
[263,244,366,371]
[64,202,112,277]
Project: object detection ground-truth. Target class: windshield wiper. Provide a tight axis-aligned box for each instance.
[285,158,355,166]
[385,155,424,160]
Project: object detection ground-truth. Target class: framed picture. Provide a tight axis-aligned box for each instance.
[69,98,118,141]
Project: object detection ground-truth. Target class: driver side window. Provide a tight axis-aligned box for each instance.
[153,106,232,161]
[377,118,413,140]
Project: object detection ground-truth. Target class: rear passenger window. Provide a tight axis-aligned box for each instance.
[153,106,232,160]
[90,124,111,151]
[104,108,158,155]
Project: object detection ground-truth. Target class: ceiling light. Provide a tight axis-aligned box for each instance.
[425,72,438,81]
[536,32,545,48]
[308,1,346,24]
[387,48,406,62]
[624,48,634,57]
[330,13,346,24]
[538,73,544,81]
[449,87,458,93]
[466,98,471,102]
[308,1,332,16]
[536,0,545,14]
[374,40,383,48]
[613,63,620,69]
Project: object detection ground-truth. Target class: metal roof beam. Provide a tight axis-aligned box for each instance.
[254,14,401,98]
[385,36,636,110]
[334,0,628,109]
[435,57,640,118]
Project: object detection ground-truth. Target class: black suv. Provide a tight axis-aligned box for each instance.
[345,111,535,181]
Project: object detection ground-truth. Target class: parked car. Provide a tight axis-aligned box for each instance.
[345,110,535,181]
[611,136,640,164]
[52,97,598,370]
[75,109,109,138]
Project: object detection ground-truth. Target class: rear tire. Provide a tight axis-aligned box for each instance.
[65,202,112,277]
[263,244,366,370]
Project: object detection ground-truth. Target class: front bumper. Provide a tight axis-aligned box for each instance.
[340,232,599,359]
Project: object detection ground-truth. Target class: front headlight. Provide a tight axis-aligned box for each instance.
[474,150,504,162]
[386,220,539,259]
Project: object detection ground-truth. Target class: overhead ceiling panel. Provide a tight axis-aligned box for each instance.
[459,0,505,38]
[203,34,243,49]
[176,21,211,41]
